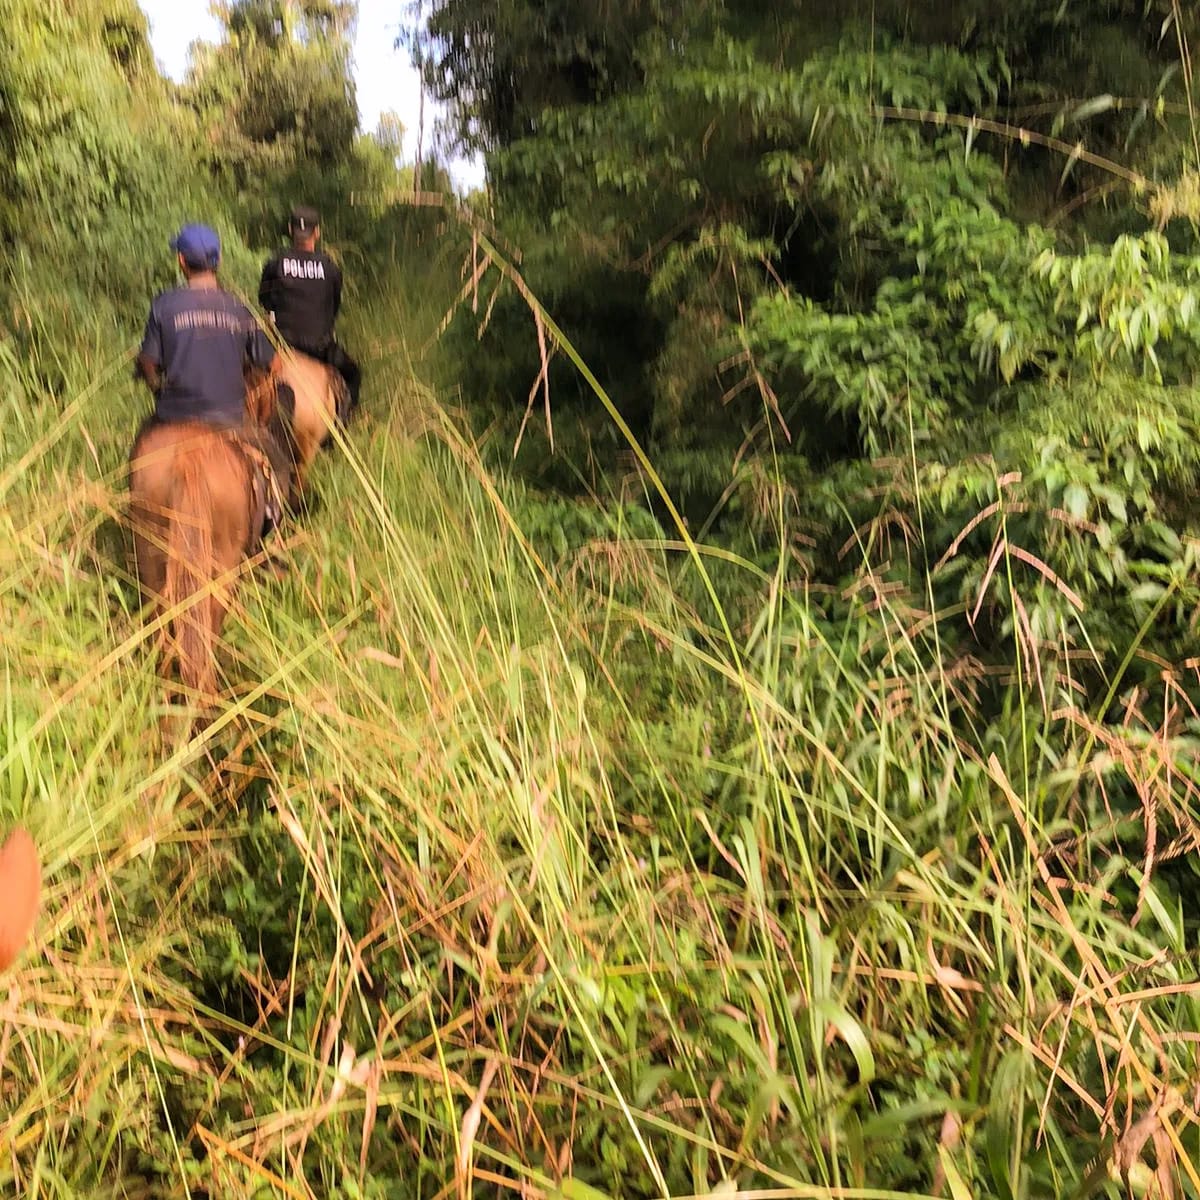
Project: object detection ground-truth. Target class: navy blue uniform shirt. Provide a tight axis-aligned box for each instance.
[139,282,274,426]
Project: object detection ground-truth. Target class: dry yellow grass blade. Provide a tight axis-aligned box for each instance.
[458,1057,501,1199]
[195,1123,314,1200]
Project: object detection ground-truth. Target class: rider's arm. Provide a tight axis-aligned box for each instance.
[136,303,164,394]
[329,259,343,321]
[246,314,278,376]
[258,257,279,316]
[135,354,162,393]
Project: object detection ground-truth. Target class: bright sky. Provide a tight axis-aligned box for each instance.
[137,0,483,191]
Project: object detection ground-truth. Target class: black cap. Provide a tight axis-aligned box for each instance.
[290,205,320,233]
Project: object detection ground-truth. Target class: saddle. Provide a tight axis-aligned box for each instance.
[232,434,286,553]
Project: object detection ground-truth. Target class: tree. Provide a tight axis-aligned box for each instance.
[187,0,360,238]
[0,0,236,366]
[374,110,407,166]
[410,0,723,155]
[423,0,1199,446]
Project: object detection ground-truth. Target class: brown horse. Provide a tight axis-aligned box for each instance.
[275,349,349,497]
[129,378,292,698]
[129,423,256,698]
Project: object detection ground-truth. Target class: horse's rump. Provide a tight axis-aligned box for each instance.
[129,421,254,698]
[276,350,341,489]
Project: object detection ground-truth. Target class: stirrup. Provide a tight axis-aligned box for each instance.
[237,440,286,531]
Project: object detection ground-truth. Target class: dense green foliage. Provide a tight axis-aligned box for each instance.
[425,0,1200,1193]
[6,0,1200,1198]
[428,0,1200,667]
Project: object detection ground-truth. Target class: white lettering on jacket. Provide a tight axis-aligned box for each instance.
[172,309,250,334]
[281,257,326,280]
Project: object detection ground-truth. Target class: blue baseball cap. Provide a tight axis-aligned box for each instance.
[169,223,221,269]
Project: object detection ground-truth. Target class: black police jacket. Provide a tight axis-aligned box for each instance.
[259,248,343,355]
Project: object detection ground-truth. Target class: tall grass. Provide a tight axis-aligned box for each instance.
[1,234,1199,1200]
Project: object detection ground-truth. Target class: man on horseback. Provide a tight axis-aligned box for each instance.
[135,223,291,568]
[258,205,362,414]
[137,224,278,428]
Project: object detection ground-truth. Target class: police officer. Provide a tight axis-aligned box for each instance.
[258,205,362,411]
[137,223,279,428]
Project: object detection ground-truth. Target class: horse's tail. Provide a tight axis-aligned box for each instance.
[163,444,218,698]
